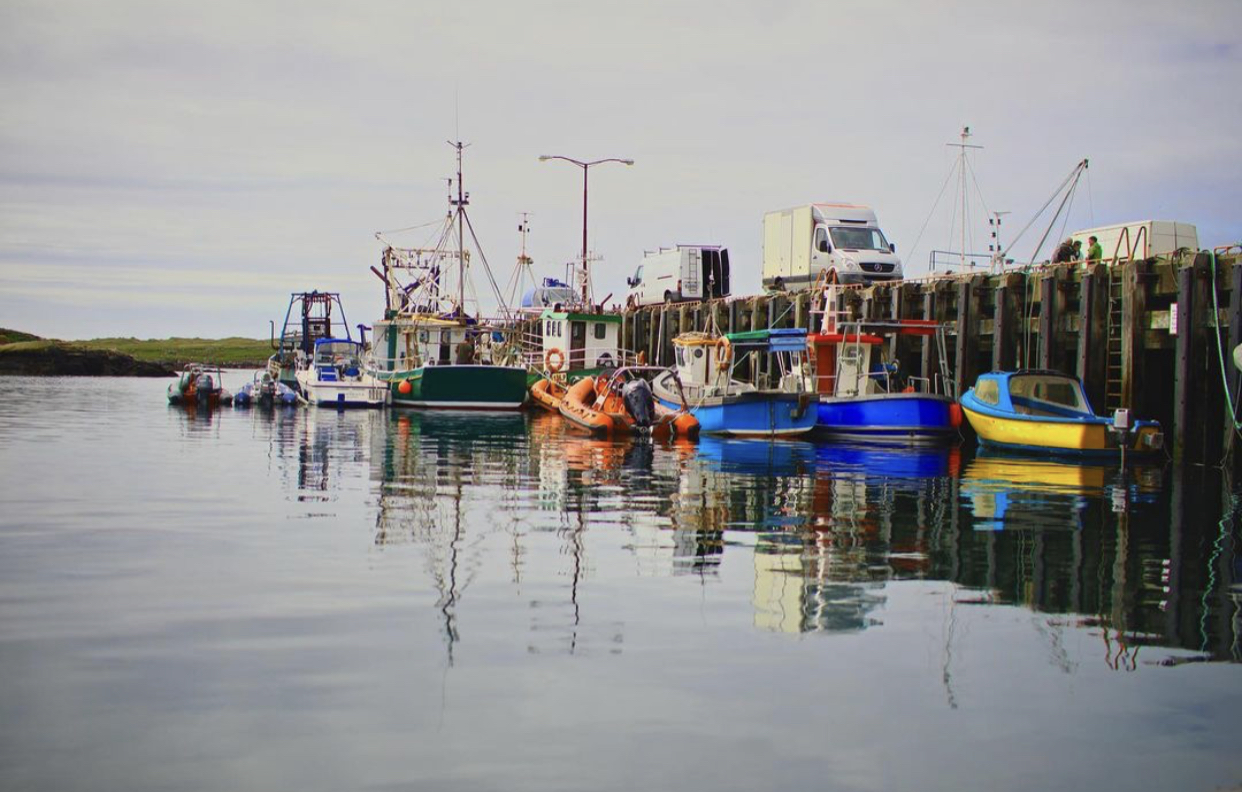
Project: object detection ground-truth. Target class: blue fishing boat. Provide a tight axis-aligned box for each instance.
[808,301,959,444]
[651,329,816,437]
[960,370,1163,456]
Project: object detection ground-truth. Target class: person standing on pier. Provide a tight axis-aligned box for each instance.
[1086,235,1103,265]
[1053,238,1076,264]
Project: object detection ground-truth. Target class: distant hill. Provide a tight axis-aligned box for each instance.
[75,337,273,368]
[0,330,272,375]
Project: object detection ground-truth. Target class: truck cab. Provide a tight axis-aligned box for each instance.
[763,204,903,290]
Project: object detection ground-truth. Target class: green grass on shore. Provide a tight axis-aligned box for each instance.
[74,337,274,367]
[1,328,274,367]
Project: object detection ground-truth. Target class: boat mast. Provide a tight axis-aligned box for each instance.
[449,140,470,315]
[947,126,982,272]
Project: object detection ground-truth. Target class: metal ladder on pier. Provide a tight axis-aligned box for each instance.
[1104,269,1125,411]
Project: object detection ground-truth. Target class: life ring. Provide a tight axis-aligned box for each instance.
[717,337,732,372]
[545,347,565,373]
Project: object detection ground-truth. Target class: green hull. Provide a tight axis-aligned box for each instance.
[377,364,527,410]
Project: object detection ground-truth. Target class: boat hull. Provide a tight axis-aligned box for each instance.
[961,402,1163,456]
[657,391,816,437]
[378,364,528,410]
[815,393,957,445]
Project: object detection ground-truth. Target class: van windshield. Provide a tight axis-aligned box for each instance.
[829,226,890,251]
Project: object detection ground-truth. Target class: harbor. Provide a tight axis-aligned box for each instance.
[4,1,1242,788]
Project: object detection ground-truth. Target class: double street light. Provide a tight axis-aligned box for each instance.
[538,154,634,306]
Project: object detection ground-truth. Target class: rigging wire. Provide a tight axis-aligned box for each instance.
[906,158,960,268]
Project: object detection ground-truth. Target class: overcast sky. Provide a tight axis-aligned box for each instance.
[2,0,1239,339]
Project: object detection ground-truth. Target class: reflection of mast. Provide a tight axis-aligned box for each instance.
[437,481,465,666]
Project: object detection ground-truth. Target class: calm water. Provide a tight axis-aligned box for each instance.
[1,374,1240,792]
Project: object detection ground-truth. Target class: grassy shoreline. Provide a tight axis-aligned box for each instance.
[2,329,274,369]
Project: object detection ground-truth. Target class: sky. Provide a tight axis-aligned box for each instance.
[2,0,1239,340]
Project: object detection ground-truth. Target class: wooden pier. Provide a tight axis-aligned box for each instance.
[609,249,1242,466]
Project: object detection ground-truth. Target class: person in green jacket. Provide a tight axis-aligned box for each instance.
[1086,235,1103,264]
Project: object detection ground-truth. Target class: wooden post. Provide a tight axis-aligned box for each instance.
[1173,256,1213,464]
[1227,260,1242,462]
[1077,264,1109,409]
[992,274,1021,373]
[955,276,982,398]
[1038,267,1068,372]
[921,283,941,390]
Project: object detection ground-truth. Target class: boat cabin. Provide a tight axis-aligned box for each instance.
[674,329,810,394]
[370,318,481,371]
[311,338,364,380]
[973,371,1094,418]
[540,309,622,372]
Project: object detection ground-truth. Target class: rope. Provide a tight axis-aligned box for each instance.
[1208,250,1242,437]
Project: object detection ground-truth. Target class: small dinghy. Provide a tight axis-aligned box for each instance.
[167,364,233,407]
[234,371,298,407]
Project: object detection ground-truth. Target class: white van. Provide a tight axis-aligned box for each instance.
[625,245,731,308]
[762,203,903,290]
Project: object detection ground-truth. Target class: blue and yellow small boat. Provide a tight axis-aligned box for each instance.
[960,370,1163,456]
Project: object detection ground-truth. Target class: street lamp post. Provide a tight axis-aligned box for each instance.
[539,155,634,306]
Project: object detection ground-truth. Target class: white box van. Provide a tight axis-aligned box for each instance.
[1070,221,1198,263]
[625,245,731,308]
[762,203,902,290]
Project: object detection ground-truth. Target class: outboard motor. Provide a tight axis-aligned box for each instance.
[621,378,655,428]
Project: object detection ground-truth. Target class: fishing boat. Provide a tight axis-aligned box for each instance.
[296,336,387,408]
[234,371,298,407]
[558,366,699,439]
[530,308,626,385]
[364,142,528,410]
[651,329,817,437]
[268,291,355,394]
[959,370,1164,456]
[806,280,959,444]
[167,364,233,407]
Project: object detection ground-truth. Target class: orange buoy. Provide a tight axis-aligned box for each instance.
[545,347,565,373]
[398,379,413,395]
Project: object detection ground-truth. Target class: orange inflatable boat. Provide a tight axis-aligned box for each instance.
[558,368,699,440]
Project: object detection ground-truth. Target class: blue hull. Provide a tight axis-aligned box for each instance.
[815,393,956,445]
[657,392,816,437]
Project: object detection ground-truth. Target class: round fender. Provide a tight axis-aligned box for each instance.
[717,337,732,372]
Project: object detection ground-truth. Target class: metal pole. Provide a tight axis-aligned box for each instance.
[582,164,589,306]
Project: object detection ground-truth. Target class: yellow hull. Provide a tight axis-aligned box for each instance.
[963,406,1108,451]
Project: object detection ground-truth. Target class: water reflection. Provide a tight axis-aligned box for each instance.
[356,409,1240,664]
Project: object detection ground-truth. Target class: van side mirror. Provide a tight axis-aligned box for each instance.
[890,243,896,253]
[817,240,830,253]
[626,277,635,287]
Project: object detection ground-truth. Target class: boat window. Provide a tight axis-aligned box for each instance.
[418,330,429,343]
[676,347,685,366]
[829,226,890,251]
[693,347,704,359]
[593,323,607,340]
[1011,375,1087,411]
[975,379,999,405]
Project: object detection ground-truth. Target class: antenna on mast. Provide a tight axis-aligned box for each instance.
[946,126,983,272]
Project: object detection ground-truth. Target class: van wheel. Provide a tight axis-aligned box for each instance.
[625,295,637,311]
[772,277,784,292]
[664,291,675,305]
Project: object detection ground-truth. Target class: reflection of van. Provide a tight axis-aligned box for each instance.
[625,245,730,308]
[762,203,902,290]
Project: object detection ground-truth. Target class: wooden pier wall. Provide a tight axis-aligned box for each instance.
[610,251,1242,467]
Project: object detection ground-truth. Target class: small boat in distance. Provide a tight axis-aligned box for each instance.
[651,329,817,437]
[234,371,298,407]
[167,364,233,407]
[960,370,1164,456]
